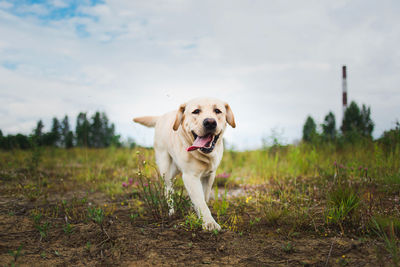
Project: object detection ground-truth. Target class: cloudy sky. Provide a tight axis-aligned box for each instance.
[1,0,399,150]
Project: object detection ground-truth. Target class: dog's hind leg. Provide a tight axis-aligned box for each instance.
[156,151,179,216]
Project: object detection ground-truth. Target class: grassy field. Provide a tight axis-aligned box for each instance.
[0,143,399,266]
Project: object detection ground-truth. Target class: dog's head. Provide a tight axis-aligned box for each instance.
[173,97,235,154]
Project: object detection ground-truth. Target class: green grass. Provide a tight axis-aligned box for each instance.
[87,206,105,225]
[1,142,400,264]
[325,186,361,234]
[372,217,400,266]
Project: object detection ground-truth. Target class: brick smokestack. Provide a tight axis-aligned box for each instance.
[342,65,348,117]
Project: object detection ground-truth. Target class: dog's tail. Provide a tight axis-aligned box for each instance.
[133,116,159,128]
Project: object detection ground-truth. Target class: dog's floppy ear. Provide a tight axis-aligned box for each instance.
[173,103,186,131]
[225,103,236,128]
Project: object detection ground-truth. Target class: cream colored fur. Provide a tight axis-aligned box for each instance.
[133,97,235,231]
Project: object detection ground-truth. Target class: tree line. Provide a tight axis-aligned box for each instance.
[302,100,399,149]
[0,112,121,150]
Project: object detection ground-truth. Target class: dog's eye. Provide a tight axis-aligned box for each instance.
[192,109,200,114]
[214,109,222,114]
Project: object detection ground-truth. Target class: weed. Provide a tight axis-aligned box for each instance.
[137,174,169,220]
[131,158,169,221]
[87,206,104,225]
[27,141,42,174]
[336,256,349,266]
[33,213,42,225]
[32,213,50,240]
[36,221,50,240]
[87,206,111,244]
[249,217,261,226]
[81,196,88,204]
[263,203,288,225]
[372,218,399,266]
[325,186,360,233]
[86,241,92,251]
[380,174,400,194]
[372,216,400,236]
[131,158,190,222]
[130,213,139,222]
[282,241,294,253]
[181,212,202,231]
[171,184,191,217]
[63,222,73,235]
[213,185,229,220]
[103,203,116,216]
[22,183,43,202]
[8,244,23,266]
[224,213,243,232]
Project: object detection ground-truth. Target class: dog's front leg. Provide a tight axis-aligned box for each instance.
[201,172,215,203]
[182,173,221,231]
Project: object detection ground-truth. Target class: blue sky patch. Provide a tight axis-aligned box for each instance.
[1,0,104,21]
[2,61,18,70]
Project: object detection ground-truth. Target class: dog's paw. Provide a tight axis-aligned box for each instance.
[202,218,221,231]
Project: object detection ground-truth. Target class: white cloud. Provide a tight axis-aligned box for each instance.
[0,1,12,9]
[0,1,399,149]
[49,0,69,8]
[15,3,50,16]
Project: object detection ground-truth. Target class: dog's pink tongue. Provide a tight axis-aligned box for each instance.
[187,135,213,152]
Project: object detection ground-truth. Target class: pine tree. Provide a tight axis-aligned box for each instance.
[379,121,400,152]
[321,112,336,141]
[90,112,103,148]
[101,112,115,147]
[76,113,90,147]
[101,112,110,146]
[61,115,74,148]
[360,104,374,137]
[50,117,61,146]
[108,123,121,147]
[302,116,317,142]
[0,130,4,149]
[15,134,31,149]
[65,131,74,148]
[341,101,360,134]
[341,101,374,140]
[33,120,44,146]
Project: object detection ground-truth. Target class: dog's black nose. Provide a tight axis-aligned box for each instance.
[203,118,217,130]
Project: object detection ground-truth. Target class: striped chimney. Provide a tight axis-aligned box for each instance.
[342,65,348,117]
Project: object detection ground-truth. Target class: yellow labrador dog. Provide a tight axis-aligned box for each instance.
[133,97,235,231]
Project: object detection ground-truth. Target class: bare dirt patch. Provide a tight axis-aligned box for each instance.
[0,192,383,266]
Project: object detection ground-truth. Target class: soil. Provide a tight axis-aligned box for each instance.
[0,194,386,267]
[0,167,390,266]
